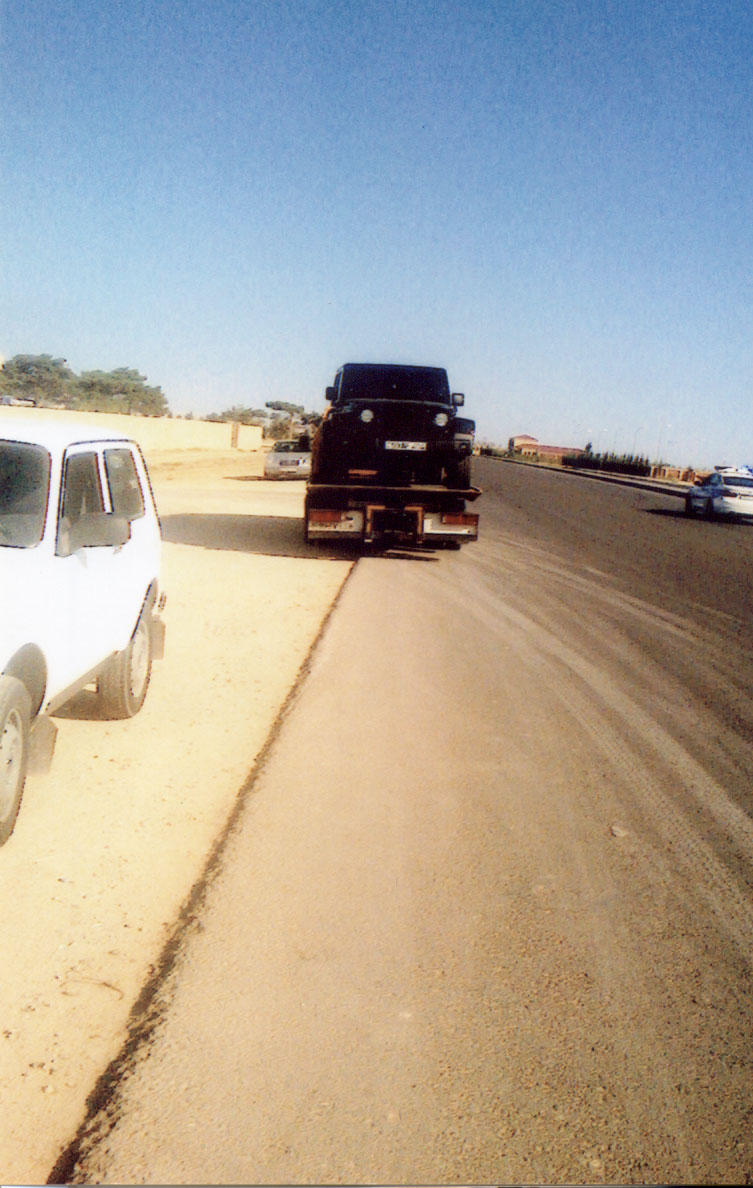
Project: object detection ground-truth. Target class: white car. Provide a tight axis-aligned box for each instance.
[0,418,165,844]
[264,437,312,479]
[684,466,753,520]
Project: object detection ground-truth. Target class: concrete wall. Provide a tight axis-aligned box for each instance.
[0,405,263,453]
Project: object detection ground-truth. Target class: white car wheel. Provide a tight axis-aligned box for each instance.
[0,677,31,845]
[98,613,153,719]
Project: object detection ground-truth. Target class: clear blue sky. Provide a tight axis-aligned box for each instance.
[2,0,751,468]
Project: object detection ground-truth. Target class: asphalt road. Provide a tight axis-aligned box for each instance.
[55,457,753,1185]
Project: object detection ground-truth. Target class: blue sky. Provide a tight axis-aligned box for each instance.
[2,0,751,467]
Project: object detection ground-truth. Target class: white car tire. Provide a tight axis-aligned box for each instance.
[0,676,31,845]
[98,613,153,719]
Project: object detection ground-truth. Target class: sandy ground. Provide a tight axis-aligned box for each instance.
[0,450,352,1186]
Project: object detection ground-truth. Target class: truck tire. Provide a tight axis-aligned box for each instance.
[0,676,31,845]
[98,612,153,719]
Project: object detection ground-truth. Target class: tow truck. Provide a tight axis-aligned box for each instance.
[304,363,480,548]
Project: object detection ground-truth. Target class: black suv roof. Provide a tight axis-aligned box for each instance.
[336,363,451,404]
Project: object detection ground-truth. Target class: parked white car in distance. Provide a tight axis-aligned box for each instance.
[0,418,165,844]
[264,436,312,479]
[685,466,753,520]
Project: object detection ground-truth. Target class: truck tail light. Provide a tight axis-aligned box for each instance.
[441,512,478,527]
[309,509,343,524]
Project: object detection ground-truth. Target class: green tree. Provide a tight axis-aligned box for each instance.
[1,354,75,404]
[208,406,269,425]
[1,355,169,415]
[265,417,295,440]
[74,368,168,415]
[265,400,304,415]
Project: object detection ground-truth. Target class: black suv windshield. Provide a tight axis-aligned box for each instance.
[339,364,451,404]
[0,442,50,546]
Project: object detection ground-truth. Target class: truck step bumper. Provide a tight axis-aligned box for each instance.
[306,504,478,545]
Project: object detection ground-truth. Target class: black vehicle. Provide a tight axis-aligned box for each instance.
[306,363,480,547]
[311,363,475,488]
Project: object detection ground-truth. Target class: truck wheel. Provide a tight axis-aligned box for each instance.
[98,613,153,719]
[0,676,31,845]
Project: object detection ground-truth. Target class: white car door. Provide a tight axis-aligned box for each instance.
[55,445,125,682]
[99,445,158,644]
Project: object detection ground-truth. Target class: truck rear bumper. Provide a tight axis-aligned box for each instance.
[305,485,480,546]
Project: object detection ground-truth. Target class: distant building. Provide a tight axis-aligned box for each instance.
[508,434,538,451]
[509,434,584,462]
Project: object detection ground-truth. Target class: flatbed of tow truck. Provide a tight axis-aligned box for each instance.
[304,483,481,547]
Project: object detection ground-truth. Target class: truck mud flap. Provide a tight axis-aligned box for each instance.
[28,714,58,775]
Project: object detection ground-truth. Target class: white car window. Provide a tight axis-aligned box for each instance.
[0,442,49,547]
[56,451,104,555]
[104,448,145,520]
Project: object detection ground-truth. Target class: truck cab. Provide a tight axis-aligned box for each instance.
[305,364,480,548]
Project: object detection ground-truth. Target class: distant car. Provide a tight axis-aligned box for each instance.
[264,437,312,479]
[0,418,165,844]
[685,467,753,520]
